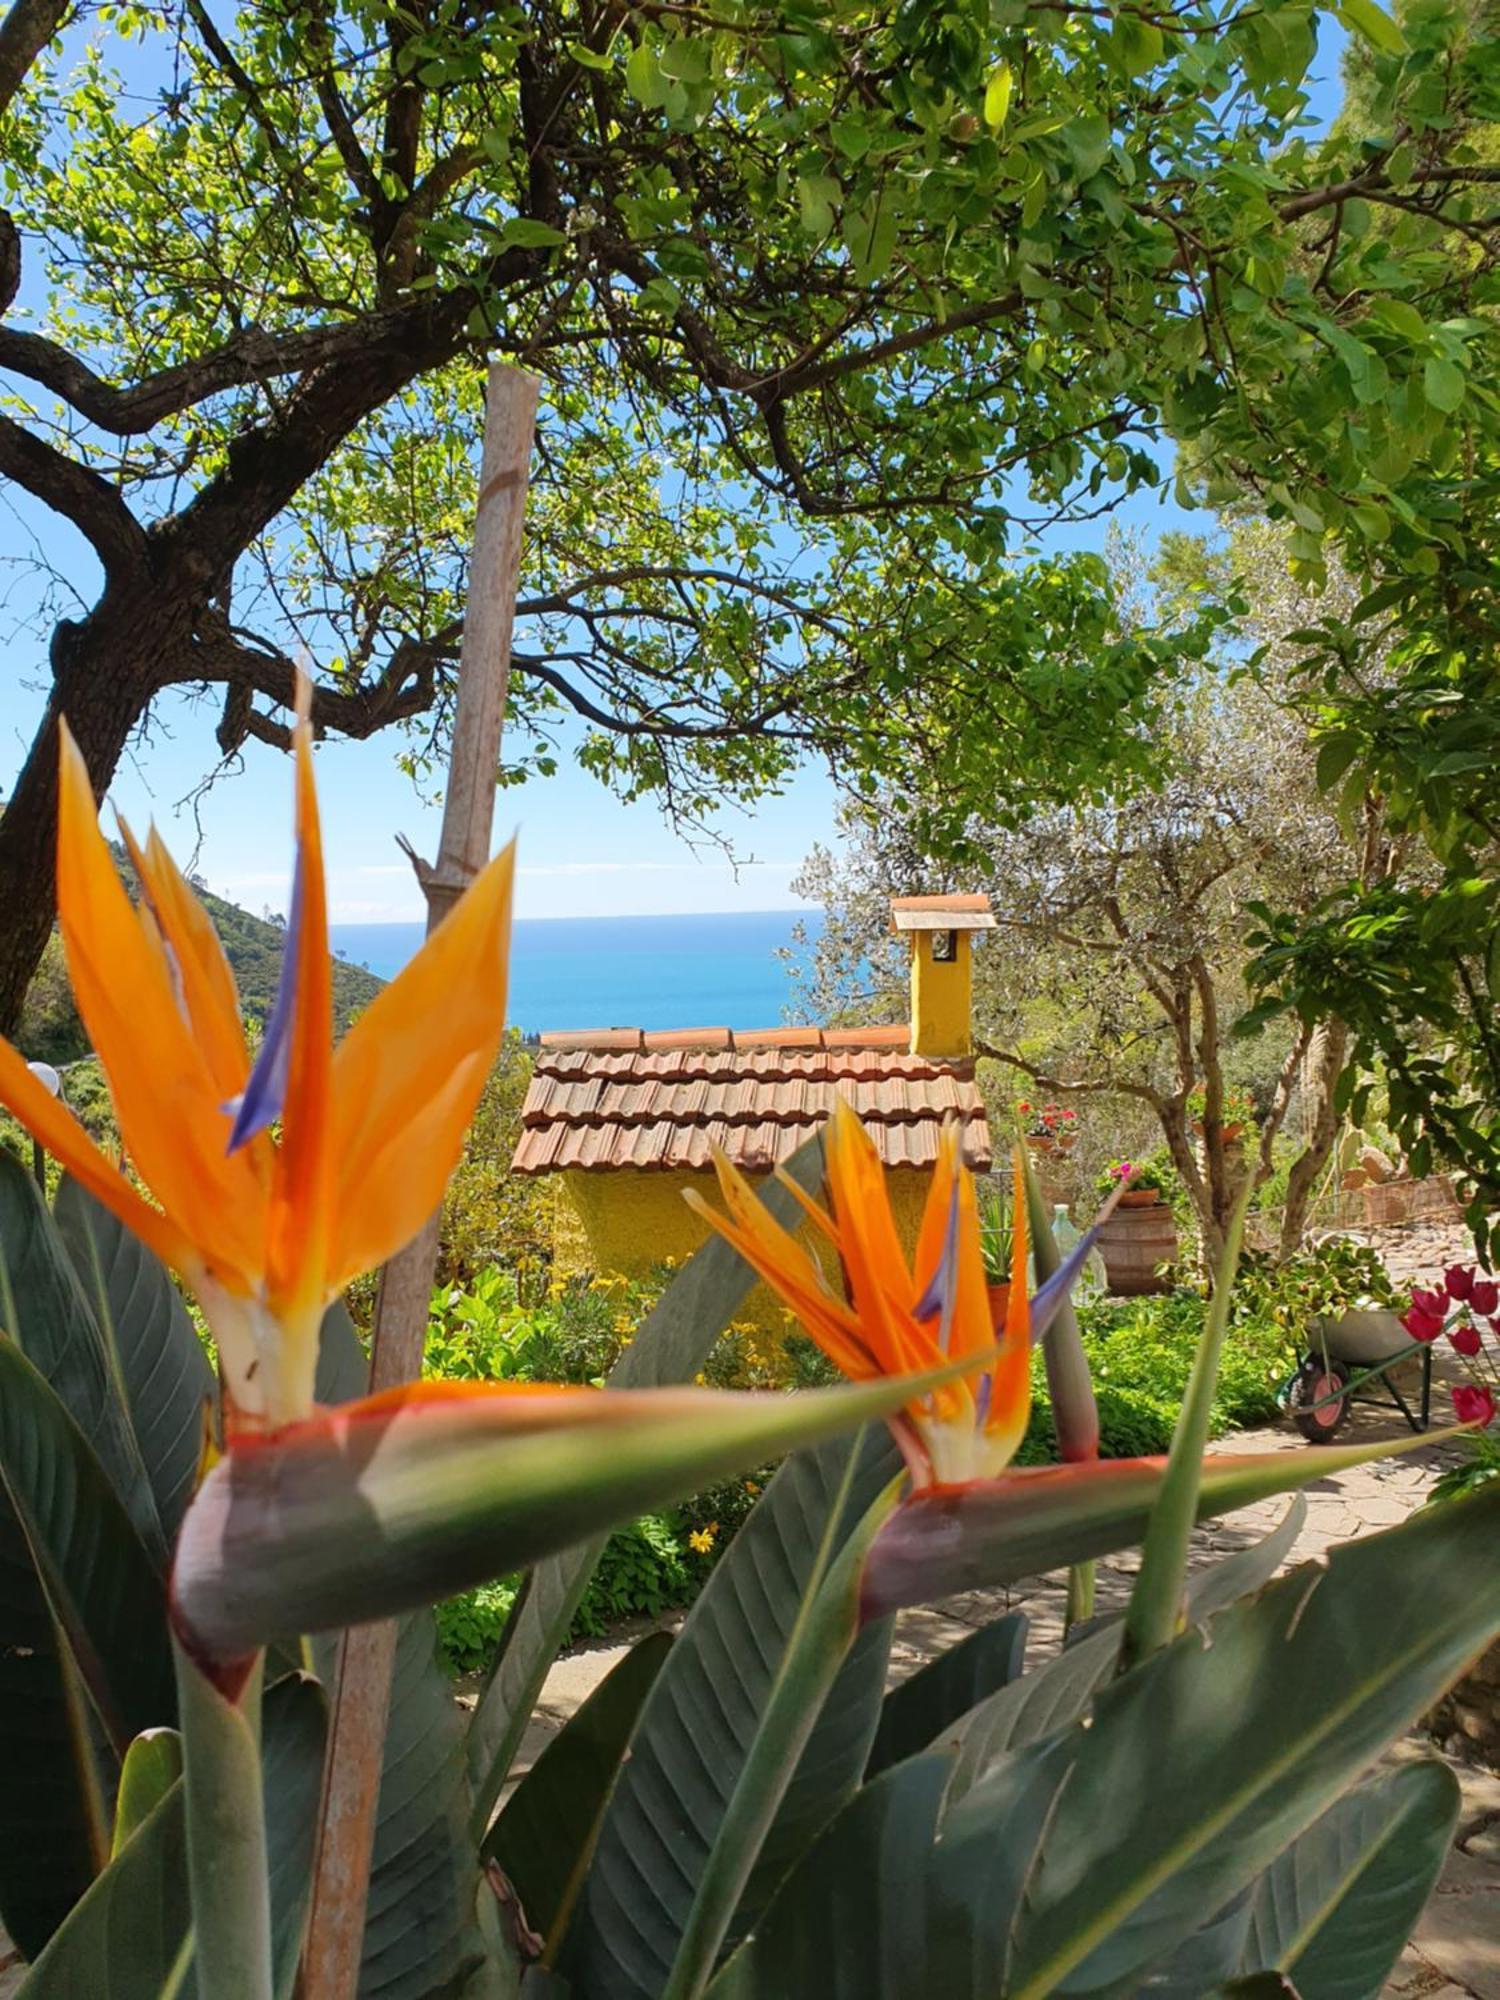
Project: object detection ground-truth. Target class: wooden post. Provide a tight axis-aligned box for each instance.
[302,363,540,2000]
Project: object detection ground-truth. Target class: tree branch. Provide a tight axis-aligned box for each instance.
[0,411,146,576]
[0,0,68,119]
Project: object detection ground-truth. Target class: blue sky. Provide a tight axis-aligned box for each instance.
[0,22,1348,925]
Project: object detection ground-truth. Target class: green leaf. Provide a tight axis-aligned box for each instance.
[466,1138,830,1825]
[0,1489,110,1957]
[0,1333,173,1751]
[54,1175,215,1547]
[112,1730,182,1857]
[624,40,666,108]
[1006,1483,1500,1995]
[865,1613,1028,1780]
[17,1755,191,2000]
[844,199,897,284]
[491,217,568,249]
[483,1631,672,1952]
[19,1671,327,2000]
[1423,355,1465,412]
[1337,0,1407,54]
[860,1434,1429,1619]
[707,1734,1075,1998]
[0,1154,163,1563]
[942,1498,1307,1804]
[983,62,1013,129]
[659,1454,900,2000]
[1122,1176,1254,1665]
[1239,1760,1459,1997]
[1315,735,1361,793]
[564,1429,900,1999]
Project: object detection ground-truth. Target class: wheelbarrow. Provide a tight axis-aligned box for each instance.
[1281,1308,1432,1442]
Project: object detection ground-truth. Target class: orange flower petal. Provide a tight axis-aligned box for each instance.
[328,840,516,1282]
[266,703,333,1332]
[117,818,250,1107]
[0,1039,196,1276]
[55,723,263,1289]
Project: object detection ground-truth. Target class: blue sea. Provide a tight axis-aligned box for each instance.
[329,908,825,1036]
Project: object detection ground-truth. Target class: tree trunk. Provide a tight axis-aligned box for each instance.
[1279,1019,1348,1256]
[0,594,181,1035]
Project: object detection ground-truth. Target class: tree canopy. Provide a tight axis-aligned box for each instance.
[0,0,1493,1028]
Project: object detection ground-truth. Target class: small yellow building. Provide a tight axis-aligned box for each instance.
[512,894,995,1321]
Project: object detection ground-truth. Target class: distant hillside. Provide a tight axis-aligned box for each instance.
[19,861,384,1066]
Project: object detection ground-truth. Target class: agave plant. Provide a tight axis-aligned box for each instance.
[1,705,1497,1998]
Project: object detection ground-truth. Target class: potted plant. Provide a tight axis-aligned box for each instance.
[1017,1099,1078,1154]
[1187,1084,1256,1145]
[978,1181,1014,1329]
[1093,1159,1178,1293]
[1097,1157,1172,1208]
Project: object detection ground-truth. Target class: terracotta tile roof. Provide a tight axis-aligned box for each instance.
[513,1024,992,1175]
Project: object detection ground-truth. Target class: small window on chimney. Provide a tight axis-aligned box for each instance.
[932,928,959,963]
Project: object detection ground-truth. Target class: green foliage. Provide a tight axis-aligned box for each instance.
[1234,1239,1403,1331]
[1427,1427,1500,1506]
[16,862,380,1070]
[978,1183,1015,1283]
[1096,1155,1180,1200]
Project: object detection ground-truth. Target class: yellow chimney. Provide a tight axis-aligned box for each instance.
[890,894,995,1059]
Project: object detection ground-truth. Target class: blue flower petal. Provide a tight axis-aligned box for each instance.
[227,852,302,1152]
[913,1181,962,1352]
[1028,1226,1102,1347]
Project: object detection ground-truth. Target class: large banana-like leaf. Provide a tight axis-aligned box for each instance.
[0,1490,111,1956]
[859,1437,1434,1618]
[864,1611,1028,1780]
[312,1301,485,2000]
[484,1632,673,1956]
[705,1735,1076,1999]
[0,1334,173,1748]
[172,1367,936,1661]
[467,1137,829,1826]
[54,1174,215,1547]
[1236,1760,1459,2000]
[18,1671,327,2000]
[1006,1483,1500,1996]
[0,1154,163,1561]
[943,1498,1308,1802]
[564,1429,899,2000]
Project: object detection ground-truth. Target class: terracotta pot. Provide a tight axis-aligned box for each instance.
[1117,1188,1161,1209]
[1027,1134,1076,1155]
[1192,1118,1248,1145]
[986,1282,1012,1332]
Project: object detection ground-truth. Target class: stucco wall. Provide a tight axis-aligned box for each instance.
[553,1163,935,1336]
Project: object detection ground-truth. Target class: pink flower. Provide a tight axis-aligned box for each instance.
[1445,1265,1474,1301]
[1453,1384,1496,1429]
[1410,1287,1446,1317]
[1401,1305,1446,1343]
[1449,1320,1483,1358]
[1470,1279,1498,1316]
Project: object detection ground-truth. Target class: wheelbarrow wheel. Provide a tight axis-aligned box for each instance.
[1289,1356,1351,1442]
